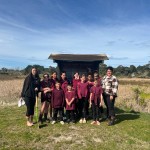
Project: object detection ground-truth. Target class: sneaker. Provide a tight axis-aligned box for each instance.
[79,119,83,123]
[83,119,87,123]
[96,121,101,125]
[60,121,65,125]
[51,121,56,125]
[91,121,96,125]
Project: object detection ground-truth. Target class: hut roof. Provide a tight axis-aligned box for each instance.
[49,54,109,62]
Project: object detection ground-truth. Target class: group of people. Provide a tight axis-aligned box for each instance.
[21,66,118,127]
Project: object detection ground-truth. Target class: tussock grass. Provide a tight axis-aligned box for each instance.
[0,79,23,105]
[0,78,150,112]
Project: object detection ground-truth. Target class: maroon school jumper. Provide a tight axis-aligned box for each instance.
[77,81,88,99]
[51,88,65,108]
[96,77,102,86]
[90,86,103,105]
[72,78,80,98]
[40,79,54,102]
[60,79,68,94]
[87,81,94,99]
[65,91,76,110]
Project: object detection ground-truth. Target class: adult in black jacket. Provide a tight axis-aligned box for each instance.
[21,67,40,127]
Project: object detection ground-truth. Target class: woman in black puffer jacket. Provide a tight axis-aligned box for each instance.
[21,67,40,127]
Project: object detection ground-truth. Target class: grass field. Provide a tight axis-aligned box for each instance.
[0,106,149,150]
[0,78,150,149]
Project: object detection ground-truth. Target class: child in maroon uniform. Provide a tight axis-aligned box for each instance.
[72,72,80,96]
[60,71,69,94]
[93,71,101,86]
[87,73,94,116]
[65,84,76,124]
[51,82,65,125]
[77,74,89,123]
[72,72,80,117]
[93,71,104,117]
[39,73,54,123]
[90,80,103,125]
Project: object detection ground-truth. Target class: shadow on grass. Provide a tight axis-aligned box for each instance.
[39,124,48,129]
[115,107,140,124]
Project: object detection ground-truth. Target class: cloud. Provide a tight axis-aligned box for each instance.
[0,17,39,33]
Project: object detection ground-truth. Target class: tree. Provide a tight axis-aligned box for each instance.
[1,67,8,73]
[99,64,107,76]
[23,65,45,75]
[130,65,137,73]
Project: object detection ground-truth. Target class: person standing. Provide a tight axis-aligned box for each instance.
[72,72,80,118]
[21,67,40,127]
[89,80,103,125]
[77,74,89,123]
[39,73,54,123]
[51,82,65,125]
[65,84,76,124]
[60,71,69,94]
[102,66,118,126]
[87,73,94,117]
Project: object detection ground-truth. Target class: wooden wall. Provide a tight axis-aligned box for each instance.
[56,61,102,81]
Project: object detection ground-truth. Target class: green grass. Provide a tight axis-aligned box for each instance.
[140,92,150,100]
[0,106,149,150]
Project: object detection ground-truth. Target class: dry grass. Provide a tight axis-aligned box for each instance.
[119,78,150,86]
[0,79,23,105]
[0,78,150,113]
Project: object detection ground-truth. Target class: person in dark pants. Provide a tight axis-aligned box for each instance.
[60,71,69,120]
[77,74,89,123]
[89,80,103,125]
[21,67,40,127]
[87,73,94,118]
[102,66,118,126]
[51,82,65,125]
[39,73,54,123]
[72,72,80,118]
[65,84,76,124]
[93,71,104,117]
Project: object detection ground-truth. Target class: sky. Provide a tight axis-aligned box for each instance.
[0,0,150,69]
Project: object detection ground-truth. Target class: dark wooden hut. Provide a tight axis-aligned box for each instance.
[49,54,108,80]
